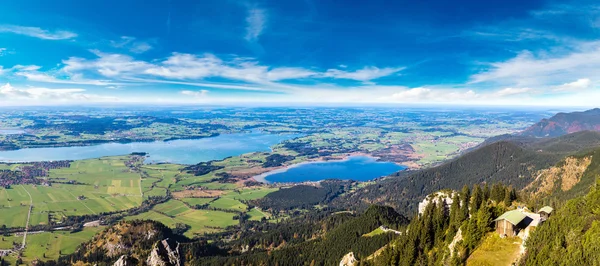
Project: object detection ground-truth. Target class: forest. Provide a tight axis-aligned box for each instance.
[256,179,353,211]
[520,179,600,265]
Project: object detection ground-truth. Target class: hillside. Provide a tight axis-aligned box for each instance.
[340,131,600,215]
[196,205,408,265]
[520,179,600,265]
[36,220,189,266]
[35,206,407,266]
[521,108,600,137]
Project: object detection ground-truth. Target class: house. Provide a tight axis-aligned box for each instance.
[494,207,545,238]
[538,206,553,221]
[494,210,530,237]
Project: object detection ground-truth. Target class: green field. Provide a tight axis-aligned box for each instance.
[126,200,238,237]
[247,207,269,221]
[180,197,214,206]
[0,227,104,265]
[0,157,145,228]
[223,188,279,201]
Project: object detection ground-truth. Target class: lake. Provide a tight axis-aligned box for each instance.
[0,132,298,164]
[255,155,405,183]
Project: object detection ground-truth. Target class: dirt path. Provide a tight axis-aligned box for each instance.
[20,185,33,250]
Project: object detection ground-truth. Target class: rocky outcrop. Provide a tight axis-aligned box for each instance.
[418,191,455,216]
[146,239,182,266]
[113,255,137,266]
[448,228,462,257]
[525,156,592,197]
[339,252,357,266]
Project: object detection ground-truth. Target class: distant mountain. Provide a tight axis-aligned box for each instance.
[521,108,600,137]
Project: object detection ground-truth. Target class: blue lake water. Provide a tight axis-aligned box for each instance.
[0,132,298,164]
[257,156,405,183]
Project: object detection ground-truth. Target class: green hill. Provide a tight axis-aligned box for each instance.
[341,131,600,215]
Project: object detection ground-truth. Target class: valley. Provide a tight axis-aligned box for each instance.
[1,106,598,266]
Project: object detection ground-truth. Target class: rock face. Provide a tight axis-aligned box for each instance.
[113,255,136,266]
[448,228,463,257]
[418,191,455,216]
[521,108,600,137]
[146,239,182,266]
[339,252,357,266]
[524,156,593,197]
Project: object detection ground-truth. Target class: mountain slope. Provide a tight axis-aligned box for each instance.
[197,205,408,265]
[522,146,600,206]
[521,108,600,137]
[38,220,188,266]
[341,131,600,215]
[520,179,600,265]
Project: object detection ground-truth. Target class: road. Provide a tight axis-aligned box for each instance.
[20,185,33,250]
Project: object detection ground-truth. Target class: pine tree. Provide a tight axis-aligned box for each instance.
[433,199,448,246]
[483,183,490,202]
[449,193,461,227]
[461,185,471,220]
[471,185,483,215]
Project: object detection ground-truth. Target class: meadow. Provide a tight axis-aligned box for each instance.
[0,227,104,264]
[0,157,146,228]
[125,200,238,237]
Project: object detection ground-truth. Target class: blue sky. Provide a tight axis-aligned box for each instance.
[0,0,599,106]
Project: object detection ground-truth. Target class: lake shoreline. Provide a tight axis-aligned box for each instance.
[253,153,406,183]
[0,132,298,164]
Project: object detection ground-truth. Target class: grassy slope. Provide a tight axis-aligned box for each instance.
[466,233,522,266]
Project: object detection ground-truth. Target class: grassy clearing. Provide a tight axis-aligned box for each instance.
[247,207,269,221]
[222,188,278,201]
[208,197,247,212]
[125,200,238,237]
[180,197,214,206]
[362,227,385,237]
[466,233,522,266]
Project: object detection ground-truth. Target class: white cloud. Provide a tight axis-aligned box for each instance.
[0,25,76,40]
[180,90,208,98]
[110,36,153,53]
[323,66,405,81]
[16,71,115,86]
[0,83,115,103]
[0,48,6,56]
[388,87,478,102]
[554,78,591,91]
[469,42,600,87]
[493,87,533,97]
[266,67,316,80]
[4,64,117,86]
[63,50,152,77]
[59,51,404,86]
[245,8,266,41]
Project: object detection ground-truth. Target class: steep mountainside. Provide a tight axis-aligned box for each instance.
[197,205,408,265]
[38,220,188,266]
[520,180,600,265]
[341,131,600,215]
[521,108,600,137]
[523,147,600,206]
[38,206,408,266]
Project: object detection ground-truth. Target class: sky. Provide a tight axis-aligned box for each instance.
[1,0,600,106]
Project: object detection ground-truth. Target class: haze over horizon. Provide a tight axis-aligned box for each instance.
[1,0,600,106]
